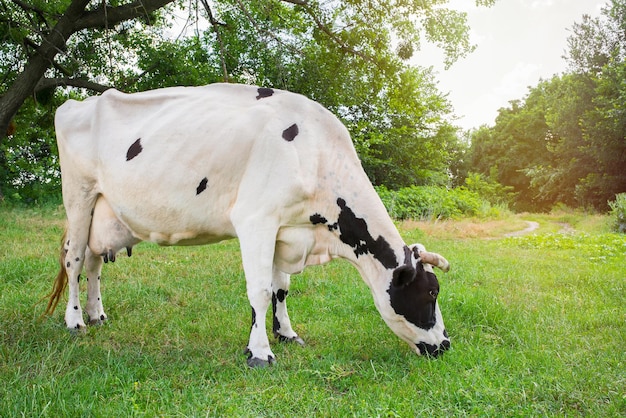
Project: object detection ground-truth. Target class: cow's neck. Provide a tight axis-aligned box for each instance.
[322,189,408,292]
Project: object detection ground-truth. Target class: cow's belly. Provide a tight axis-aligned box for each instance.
[102,196,237,246]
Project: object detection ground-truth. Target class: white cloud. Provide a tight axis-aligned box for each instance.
[495,62,540,97]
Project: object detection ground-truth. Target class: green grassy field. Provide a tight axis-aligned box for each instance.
[1,206,624,416]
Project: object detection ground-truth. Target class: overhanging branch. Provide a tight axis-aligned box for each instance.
[199,0,229,82]
[74,0,175,30]
[35,77,113,93]
[280,0,373,63]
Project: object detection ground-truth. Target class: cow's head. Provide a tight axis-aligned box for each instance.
[385,243,450,357]
[310,201,450,357]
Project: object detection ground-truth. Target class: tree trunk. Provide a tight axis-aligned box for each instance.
[0,0,91,144]
[0,0,176,145]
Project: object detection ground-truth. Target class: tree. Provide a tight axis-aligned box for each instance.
[469,0,626,211]
[0,0,175,141]
[468,92,553,211]
[546,0,626,209]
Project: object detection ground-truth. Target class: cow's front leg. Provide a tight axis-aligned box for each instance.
[244,278,275,367]
[84,248,107,325]
[272,268,304,346]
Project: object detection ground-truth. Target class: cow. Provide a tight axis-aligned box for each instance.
[45,83,451,367]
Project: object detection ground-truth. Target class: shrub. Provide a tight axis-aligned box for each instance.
[608,193,626,233]
[376,185,490,220]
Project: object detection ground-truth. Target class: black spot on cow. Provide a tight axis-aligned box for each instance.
[77,274,81,283]
[100,315,105,321]
[256,87,274,100]
[271,289,290,337]
[310,214,328,225]
[126,138,143,161]
[251,307,257,329]
[272,293,280,335]
[75,257,80,262]
[309,198,397,269]
[196,177,208,195]
[282,123,299,142]
[66,261,70,268]
[336,198,397,268]
[73,306,78,310]
[276,289,288,303]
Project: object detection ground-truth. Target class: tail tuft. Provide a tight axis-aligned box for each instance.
[43,230,69,316]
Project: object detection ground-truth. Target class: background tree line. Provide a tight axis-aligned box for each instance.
[1,0,623,215]
[0,0,495,202]
[467,0,626,212]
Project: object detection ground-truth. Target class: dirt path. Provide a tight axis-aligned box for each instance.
[503,221,540,237]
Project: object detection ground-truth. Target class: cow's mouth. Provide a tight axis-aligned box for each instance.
[416,339,450,357]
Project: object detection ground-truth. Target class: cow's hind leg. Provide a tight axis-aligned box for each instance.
[236,224,279,368]
[62,193,97,331]
[272,268,304,346]
[65,208,91,331]
[84,247,106,325]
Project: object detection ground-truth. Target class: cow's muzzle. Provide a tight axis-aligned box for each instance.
[416,338,451,358]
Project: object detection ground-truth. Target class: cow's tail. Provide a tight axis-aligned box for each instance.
[43,229,69,316]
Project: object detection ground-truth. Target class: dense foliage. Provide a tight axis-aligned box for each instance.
[2,1,623,218]
[1,0,496,202]
[376,185,504,220]
[467,0,626,212]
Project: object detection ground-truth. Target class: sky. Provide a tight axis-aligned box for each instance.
[415,0,608,131]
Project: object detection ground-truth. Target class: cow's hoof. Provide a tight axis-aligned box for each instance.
[278,335,305,346]
[88,315,107,326]
[247,356,275,368]
[68,324,87,335]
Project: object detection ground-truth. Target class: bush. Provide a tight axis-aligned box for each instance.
[608,193,626,233]
[464,170,515,206]
[376,185,491,220]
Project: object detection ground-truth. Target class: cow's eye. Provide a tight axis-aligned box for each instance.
[429,290,438,299]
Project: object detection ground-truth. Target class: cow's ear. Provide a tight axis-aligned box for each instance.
[392,265,416,288]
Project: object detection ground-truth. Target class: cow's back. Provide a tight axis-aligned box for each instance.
[56,84,357,245]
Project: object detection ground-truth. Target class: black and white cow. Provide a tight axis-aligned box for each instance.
[46,83,451,367]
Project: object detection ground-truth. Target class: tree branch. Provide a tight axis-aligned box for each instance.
[35,77,113,93]
[10,0,50,29]
[74,0,175,30]
[199,0,229,82]
[280,0,308,6]
[280,0,373,63]
[23,37,73,76]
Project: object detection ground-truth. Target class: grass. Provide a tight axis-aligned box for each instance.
[1,205,624,416]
